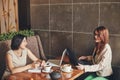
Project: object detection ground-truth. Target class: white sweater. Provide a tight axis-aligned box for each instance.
[84,44,113,77]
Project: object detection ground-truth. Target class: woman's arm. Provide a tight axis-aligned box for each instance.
[6,53,34,74]
[26,48,46,66]
[77,44,112,72]
[26,48,39,62]
[87,56,92,61]
[79,55,92,61]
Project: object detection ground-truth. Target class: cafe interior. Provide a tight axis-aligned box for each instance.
[0,0,120,80]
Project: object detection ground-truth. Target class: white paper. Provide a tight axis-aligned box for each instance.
[28,67,41,73]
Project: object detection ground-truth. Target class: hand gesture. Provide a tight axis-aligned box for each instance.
[40,60,46,67]
[76,63,85,70]
[30,62,40,69]
[78,56,87,60]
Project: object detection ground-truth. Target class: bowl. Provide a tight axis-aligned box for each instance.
[49,71,61,80]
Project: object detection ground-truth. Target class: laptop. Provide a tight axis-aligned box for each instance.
[46,49,67,67]
[66,49,90,66]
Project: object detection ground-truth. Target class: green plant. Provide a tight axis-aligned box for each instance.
[0,30,34,41]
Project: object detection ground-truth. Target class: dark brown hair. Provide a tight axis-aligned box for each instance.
[11,34,27,50]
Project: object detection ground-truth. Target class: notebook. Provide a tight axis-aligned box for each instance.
[28,67,41,73]
[46,49,67,67]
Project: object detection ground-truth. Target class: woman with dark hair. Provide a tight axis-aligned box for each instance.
[2,34,45,80]
[76,26,113,80]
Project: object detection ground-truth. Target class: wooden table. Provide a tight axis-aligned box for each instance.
[8,56,84,80]
[8,67,84,80]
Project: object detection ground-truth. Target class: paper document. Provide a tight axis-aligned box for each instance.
[28,67,41,73]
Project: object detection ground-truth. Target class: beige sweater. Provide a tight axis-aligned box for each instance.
[84,44,113,77]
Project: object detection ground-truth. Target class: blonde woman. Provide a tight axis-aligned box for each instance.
[77,26,113,80]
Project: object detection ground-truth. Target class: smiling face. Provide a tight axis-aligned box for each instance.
[93,26,109,44]
[19,37,27,49]
[94,31,101,43]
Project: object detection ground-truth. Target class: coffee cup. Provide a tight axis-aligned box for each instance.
[44,65,52,72]
[65,73,72,78]
[61,64,71,72]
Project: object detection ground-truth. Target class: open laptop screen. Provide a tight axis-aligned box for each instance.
[47,49,67,67]
[66,49,90,66]
[66,49,79,66]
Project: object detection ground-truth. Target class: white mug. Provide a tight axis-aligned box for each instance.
[61,64,71,72]
[44,66,52,72]
[66,73,72,78]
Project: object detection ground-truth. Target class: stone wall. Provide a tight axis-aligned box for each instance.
[30,0,120,66]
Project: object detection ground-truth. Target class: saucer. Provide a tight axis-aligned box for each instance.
[61,68,73,73]
[42,69,53,73]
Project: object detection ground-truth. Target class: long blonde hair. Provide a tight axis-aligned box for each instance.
[94,26,109,54]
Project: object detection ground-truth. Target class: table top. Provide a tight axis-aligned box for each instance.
[8,67,84,80]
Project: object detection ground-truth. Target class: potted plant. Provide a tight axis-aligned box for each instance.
[0,30,34,41]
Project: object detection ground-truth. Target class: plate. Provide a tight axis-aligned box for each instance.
[61,68,73,73]
[42,69,53,73]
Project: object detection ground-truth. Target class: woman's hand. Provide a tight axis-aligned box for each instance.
[78,56,88,60]
[76,64,85,70]
[35,59,46,67]
[40,60,46,67]
[29,62,40,69]
[35,60,46,67]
